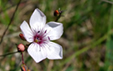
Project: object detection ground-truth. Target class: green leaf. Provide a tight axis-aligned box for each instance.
[105,1,113,71]
[105,35,113,71]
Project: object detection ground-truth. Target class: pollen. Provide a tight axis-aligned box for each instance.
[35,37,40,43]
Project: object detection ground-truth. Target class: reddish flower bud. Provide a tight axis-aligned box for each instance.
[21,64,31,71]
[19,33,26,41]
[54,9,63,17]
[17,44,25,52]
[54,10,59,16]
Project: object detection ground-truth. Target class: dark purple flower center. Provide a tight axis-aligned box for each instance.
[34,30,50,44]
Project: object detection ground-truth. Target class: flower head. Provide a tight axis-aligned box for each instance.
[20,8,63,63]
[17,43,25,52]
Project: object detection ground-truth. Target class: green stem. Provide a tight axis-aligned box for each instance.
[108,4,113,32]
[101,0,113,4]
[0,51,19,57]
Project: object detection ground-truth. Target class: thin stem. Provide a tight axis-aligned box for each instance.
[101,0,113,4]
[55,11,63,22]
[0,51,19,57]
[0,0,21,45]
[21,52,25,64]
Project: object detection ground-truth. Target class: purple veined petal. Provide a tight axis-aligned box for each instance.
[46,42,63,59]
[45,22,63,40]
[20,21,34,42]
[30,8,46,32]
[27,43,47,63]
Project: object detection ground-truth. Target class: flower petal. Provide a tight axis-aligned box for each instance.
[30,8,46,32]
[46,42,63,59]
[27,43,47,63]
[20,21,33,42]
[46,22,63,40]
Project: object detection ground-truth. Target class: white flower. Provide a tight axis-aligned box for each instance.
[20,8,63,63]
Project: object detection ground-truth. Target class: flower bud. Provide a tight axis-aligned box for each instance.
[21,64,31,71]
[54,10,59,16]
[54,9,63,17]
[19,33,26,41]
[17,44,25,52]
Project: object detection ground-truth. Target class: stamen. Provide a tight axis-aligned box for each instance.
[38,31,40,33]
[40,30,47,37]
[48,37,50,40]
[44,30,47,33]
[34,30,49,44]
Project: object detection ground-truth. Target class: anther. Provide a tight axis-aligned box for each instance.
[38,31,40,33]
[44,30,47,33]
[48,37,50,40]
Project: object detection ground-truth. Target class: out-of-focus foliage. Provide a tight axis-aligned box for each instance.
[0,0,113,71]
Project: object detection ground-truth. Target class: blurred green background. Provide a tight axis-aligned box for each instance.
[1,0,113,71]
